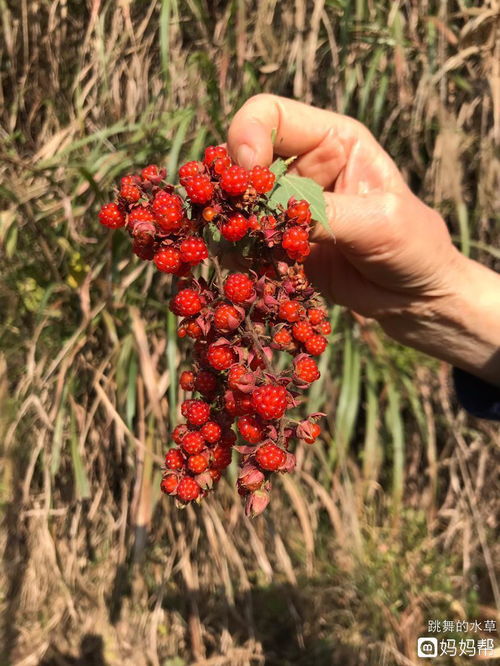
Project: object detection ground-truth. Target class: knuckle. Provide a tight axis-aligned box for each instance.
[242,93,278,110]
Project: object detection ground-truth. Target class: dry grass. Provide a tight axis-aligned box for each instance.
[0,1,499,665]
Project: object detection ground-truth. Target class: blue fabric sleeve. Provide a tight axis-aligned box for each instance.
[453,367,500,421]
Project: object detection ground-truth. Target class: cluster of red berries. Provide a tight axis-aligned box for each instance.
[98,146,328,515]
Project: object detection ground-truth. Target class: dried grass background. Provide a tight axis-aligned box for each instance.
[0,1,499,665]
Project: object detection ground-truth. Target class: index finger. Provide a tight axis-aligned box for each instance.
[227,94,378,172]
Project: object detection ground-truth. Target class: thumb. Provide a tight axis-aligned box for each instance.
[312,190,403,259]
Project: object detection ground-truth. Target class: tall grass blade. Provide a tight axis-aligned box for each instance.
[385,376,404,514]
[333,324,361,463]
[362,359,380,486]
[70,404,91,500]
[160,0,172,87]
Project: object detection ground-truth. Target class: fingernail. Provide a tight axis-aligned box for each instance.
[237,144,256,169]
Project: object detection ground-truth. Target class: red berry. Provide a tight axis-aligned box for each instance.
[176,477,201,502]
[172,424,188,444]
[305,334,327,356]
[203,145,228,166]
[224,273,255,303]
[209,468,222,483]
[179,237,208,265]
[121,174,140,188]
[303,423,321,444]
[237,415,264,444]
[286,198,311,225]
[201,421,222,443]
[292,319,314,343]
[248,214,260,230]
[178,320,203,339]
[278,300,305,323]
[235,392,253,415]
[165,448,184,470]
[132,238,155,260]
[181,431,205,455]
[180,370,195,391]
[282,227,310,261]
[255,443,287,471]
[251,385,288,420]
[213,303,243,332]
[238,467,265,493]
[181,399,197,417]
[170,289,203,317]
[282,226,309,248]
[224,391,241,417]
[211,444,232,470]
[188,454,208,474]
[161,475,178,494]
[194,370,218,396]
[202,206,218,222]
[207,344,236,371]
[141,165,164,183]
[249,166,275,194]
[185,175,214,204]
[224,391,254,416]
[213,155,232,174]
[249,354,266,371]
[317,320,332,335]
[98,202,126,229]
[128,206,156,229]
[294,356,320,383]
[154,247,182,274]
[307,308,326,325]
[272,328,293,349]
[223,392,237,416]
[152,191,184,231]
[179,161,204,185]
[227,365,246,390]
[286,247,310,263]
[120,183,141,203]
[220,165,249,196]
[227,364,254,392]
[220,214,248,242]
[185,400,211,427]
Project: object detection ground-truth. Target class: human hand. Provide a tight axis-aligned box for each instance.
[228,95,500,386]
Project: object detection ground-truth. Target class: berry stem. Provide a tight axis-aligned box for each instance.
[211,254,225,293]
[244,314,276,375]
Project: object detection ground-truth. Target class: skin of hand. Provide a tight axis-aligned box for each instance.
[227,94,500,387]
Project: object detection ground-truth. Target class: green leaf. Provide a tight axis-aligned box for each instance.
[268,173,330,234]
[269,157,288,180]
[210,226,221,243]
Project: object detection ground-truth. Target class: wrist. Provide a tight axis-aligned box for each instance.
[380,252,500,387]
